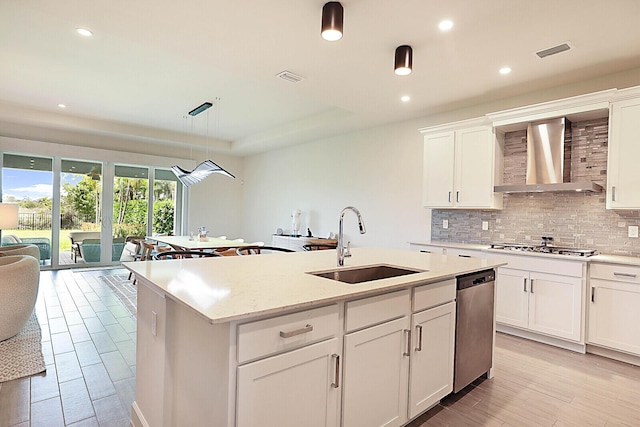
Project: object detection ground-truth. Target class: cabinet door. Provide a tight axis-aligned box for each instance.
[408,302,455,419]
[495,268,529,329]
[528,272,583,342]
[589,279,640,355]
[455,126,496,208]
[342,317,410,427]
[607,98,640,209]
[423,131,455,208]
[236,339,340,427]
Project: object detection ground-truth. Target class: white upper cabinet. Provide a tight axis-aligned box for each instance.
[421,120,504,209]
[607,90,640,209]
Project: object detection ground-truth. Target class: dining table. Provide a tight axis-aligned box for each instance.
[146,235,251,251]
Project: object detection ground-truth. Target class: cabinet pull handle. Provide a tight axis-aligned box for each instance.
[280,324,313,338]
[403,329,411,357]
[415,325,423,352]
[523,278,527,292]
[448,192,452,203]
[420,250,431,254]
[612,186,616,202]
[530,279,535,293]
[613,272,637,278]
[591,287,595,303]
[331,354,340,388]
[458,254,471,258]
[456,191,460,202]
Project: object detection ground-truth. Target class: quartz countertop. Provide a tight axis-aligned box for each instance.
[409,241,640,266]
[124,246,503,324]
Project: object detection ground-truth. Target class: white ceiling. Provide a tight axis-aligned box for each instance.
[2,0,640,155]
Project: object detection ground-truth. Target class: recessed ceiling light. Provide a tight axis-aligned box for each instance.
[76,28,93,37]
[438,20,454,31]
[58,104,66,108]
[401,95,411,102]
[499,66,512,75]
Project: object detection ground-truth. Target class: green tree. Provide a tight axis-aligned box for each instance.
[61,176,101,222]
[153,199,175,234]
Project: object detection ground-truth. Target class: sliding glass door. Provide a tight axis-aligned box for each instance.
[1,150,185,269]
[1,154,53,266]
[59,159,103,265]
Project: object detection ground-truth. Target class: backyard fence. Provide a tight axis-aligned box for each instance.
[18,212,93,230]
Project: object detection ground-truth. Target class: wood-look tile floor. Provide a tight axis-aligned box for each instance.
[0,268,135,427]
[1,268,640,426]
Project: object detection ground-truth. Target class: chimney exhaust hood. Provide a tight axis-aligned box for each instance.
[494,117,603,193]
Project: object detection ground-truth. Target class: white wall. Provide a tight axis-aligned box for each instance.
[187,152,245,239]
[240,119,431,249]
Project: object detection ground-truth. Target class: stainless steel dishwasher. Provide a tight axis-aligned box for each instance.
[453,269,495,393]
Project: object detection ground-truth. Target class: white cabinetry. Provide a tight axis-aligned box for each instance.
[237,339,341,427]
[492,254,586,344]
[408,301,455,418]
[342,317,411,427]
[341,282,457,427]
[607,91,640,209]
[421,121,503,209]
[588,263,640,356]
[236,305,341,427]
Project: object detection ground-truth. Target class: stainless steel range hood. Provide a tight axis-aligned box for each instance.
[494,117,603,193]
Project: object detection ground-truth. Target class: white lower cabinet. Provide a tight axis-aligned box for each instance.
[342,317,411,427]
[588,263,640,356]
[236,338,341,427]
[408,302,456,418]
[496,268,582,342]
[341,283,457,427]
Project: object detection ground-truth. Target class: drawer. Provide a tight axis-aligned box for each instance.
[237,304,339,364]
[345,289,410,332]
[445,248,484,259]
[413,279,456,312]
[410,244,444,255]
[590,263,640,283]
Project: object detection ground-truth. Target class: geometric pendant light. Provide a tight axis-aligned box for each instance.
[171,101,236,187]
[394,45,413,75]
[321,2,344,41]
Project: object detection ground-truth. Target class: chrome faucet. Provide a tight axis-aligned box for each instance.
[337,206,366,266]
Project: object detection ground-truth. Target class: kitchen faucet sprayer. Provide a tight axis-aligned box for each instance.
[337,206,366,266]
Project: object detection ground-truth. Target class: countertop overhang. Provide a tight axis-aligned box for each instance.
[124,246,503,324]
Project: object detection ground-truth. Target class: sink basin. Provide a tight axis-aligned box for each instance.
[308,264,425,284]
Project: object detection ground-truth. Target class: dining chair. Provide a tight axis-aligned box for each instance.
[302,243,338,251]
[129,241,157,285]
[236,245,295,255]
[154,250,221,260]
[214,238,247,256]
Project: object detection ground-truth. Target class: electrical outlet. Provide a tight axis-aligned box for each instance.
[443,219,449,229]
[482,221,489,231]
[629,226,639,238]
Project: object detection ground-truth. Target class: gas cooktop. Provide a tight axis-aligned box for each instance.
[490,243,597,257]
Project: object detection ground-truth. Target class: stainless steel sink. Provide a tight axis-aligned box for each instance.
[308,264,425,284]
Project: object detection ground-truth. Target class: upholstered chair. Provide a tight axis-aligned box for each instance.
[0,243,41,260]
[0,255,40,341]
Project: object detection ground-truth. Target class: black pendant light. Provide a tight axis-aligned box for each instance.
[394,45,413,76]
[321,2,343,41]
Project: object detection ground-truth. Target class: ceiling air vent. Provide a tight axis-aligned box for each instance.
[536,42,572,59]
[275,70,304,83]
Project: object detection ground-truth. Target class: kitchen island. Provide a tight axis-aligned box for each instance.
[124,247,504,427]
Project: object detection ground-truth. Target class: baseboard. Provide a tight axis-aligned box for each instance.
[131,402,149,427]
[496,324,586,353]
[586,344,640,367]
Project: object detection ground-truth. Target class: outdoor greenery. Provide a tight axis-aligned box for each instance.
[7,173,176,250]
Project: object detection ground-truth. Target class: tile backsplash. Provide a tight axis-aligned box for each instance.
[431,117,640,257]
